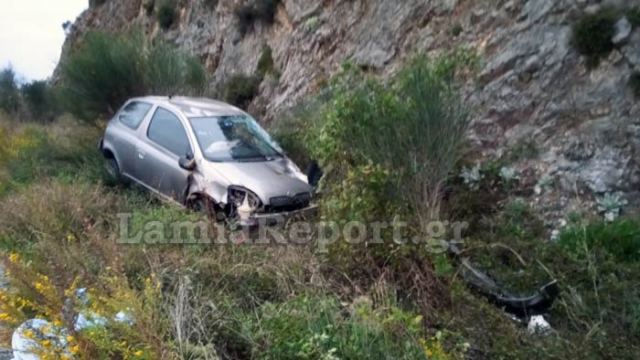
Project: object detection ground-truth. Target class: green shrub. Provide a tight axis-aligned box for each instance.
[269,90,331,168]
[256,45,276,78]
[235,0,280,36]
[630,71,640,98]
[59,31,206,121]
[0,67,19,115]
[558,218,640,262]
[222,74,260,108]
[312,54,471,229]
[571,9,618,68]
[21,81,59,121]
[157,0,177,29]
[59,32,145,120]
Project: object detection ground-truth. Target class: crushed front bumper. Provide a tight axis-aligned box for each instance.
[242,204,319,226]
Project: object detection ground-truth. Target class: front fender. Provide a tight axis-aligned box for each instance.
[187,172,228,205]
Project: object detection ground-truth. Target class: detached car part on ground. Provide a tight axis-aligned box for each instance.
[449,244,560,319]
[99,96,316,226]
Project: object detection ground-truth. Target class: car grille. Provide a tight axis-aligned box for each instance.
[267,192,311,213]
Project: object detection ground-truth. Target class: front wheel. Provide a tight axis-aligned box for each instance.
[104,157,127,186]
[188,196,222,220]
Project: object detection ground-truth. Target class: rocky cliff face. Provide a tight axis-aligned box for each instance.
[62,0,640,226]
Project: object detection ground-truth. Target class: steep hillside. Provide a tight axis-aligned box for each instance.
[61,0,640,226]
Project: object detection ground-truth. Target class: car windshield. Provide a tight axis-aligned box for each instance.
[189,115,283,162]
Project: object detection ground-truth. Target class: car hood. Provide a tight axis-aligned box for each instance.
[202,157,312,204]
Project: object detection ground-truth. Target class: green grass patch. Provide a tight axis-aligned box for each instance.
[558,218,640,262]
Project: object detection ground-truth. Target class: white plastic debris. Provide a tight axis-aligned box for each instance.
[527,315,551,334]
[11,289,134,359]
[12,319,70,360]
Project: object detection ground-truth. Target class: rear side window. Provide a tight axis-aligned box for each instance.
[147,108,191,156]
[119,101,152,129]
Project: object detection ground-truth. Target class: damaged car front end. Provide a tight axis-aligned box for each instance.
[100,96,318,226]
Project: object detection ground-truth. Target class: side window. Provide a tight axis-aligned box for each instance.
[119,101,152,129]
[147,108,191,156]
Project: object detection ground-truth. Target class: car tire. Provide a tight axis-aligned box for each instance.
[105,157,123,185]
[188,196,220,220]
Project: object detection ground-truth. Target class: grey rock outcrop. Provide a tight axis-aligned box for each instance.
[59,0,640,221]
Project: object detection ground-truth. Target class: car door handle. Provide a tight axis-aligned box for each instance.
[138,151,145,159]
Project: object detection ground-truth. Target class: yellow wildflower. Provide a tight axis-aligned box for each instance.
[8,253,20,263]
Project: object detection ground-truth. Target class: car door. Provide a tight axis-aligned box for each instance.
[134,107,193,204]
[108,101,153,177]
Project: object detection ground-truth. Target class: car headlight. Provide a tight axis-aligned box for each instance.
[228,186,262,210]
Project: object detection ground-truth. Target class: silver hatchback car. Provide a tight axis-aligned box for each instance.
[99,96,315,225]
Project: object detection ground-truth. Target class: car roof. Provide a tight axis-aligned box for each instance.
[130,96,246,118]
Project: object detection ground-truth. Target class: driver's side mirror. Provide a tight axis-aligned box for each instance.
[179,154,196,171]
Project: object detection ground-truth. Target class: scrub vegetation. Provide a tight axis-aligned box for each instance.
[58,31,206,122]
[0,42,639,359]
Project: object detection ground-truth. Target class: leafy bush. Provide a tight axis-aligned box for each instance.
[222,74,260,108]
[0,67,19,115]
[235,0,280,36]
[21,80,59,121]
[157,0,177,29]
[59,31,206,121]
[311,54,472,230]
[571,9,618,67]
